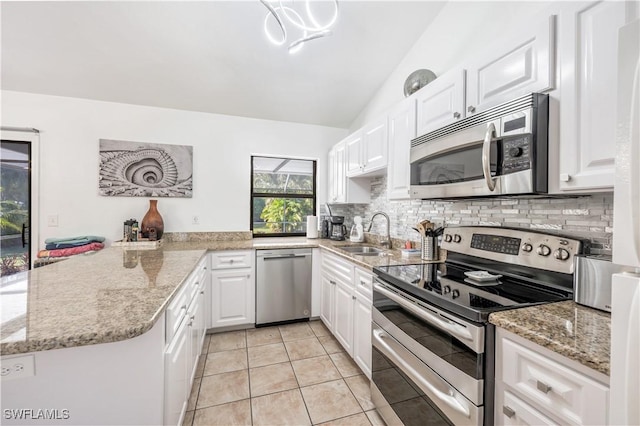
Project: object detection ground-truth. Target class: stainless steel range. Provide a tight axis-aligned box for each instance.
[370,226,584,426]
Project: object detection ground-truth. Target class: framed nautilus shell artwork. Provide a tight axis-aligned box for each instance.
[98,139,193,197]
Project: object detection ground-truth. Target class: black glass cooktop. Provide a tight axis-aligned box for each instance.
[373,259,572,323]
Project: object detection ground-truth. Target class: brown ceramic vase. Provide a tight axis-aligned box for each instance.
[141,199,164,240]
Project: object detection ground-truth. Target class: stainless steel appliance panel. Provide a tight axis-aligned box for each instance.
[372,323,482,426]
[256,248,312,325]
[409,92,548,199]
[574,254,635,312]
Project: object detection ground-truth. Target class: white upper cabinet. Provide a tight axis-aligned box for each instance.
[415,69,466,136]
[466,14,556,115]
[361,116,388,174]
[345,132,363,177]
[557,1,636,191]
[328,140,370,204]
[387,97,417,200]
[345,116,388,178]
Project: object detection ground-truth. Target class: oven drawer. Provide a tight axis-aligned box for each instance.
[372,323,482,426]
[501,337,609,425]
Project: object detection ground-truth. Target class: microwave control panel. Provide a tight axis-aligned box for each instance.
[501,135,532,174]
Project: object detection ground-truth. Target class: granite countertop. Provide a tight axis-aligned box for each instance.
[489,301,611,376]
[0,235,441,356]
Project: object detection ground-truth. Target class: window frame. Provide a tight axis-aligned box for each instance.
[250,155,317,238]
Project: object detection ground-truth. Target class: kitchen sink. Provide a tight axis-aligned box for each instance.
[339,246,386,256]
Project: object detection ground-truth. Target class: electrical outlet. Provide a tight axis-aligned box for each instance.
[1,355,34,381]
[192,215,199,225]
[47,215,59,227]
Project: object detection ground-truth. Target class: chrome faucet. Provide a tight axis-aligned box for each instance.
[366,211,391,249]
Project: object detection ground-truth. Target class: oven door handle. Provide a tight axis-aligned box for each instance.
[373,282,474,344]
[482,122,497,191]
[373,328,472,419]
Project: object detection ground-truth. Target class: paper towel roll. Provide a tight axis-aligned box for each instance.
[306,216,319,239]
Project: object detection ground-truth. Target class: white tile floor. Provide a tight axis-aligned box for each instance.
[183,320,385,426]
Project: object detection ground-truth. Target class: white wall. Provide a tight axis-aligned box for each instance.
[349,1,554,131]
[1,91,347,245]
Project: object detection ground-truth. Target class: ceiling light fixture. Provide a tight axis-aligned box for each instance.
[260,0,339,54]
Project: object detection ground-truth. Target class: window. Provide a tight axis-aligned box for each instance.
[251,156,316,236]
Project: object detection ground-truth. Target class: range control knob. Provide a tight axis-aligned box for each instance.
[509,147,523,157]
[521,243,533,252]
[444,234,453,243]
[554,248,570,261]
[453,234,462,243]
[443,285,451,294]
[537,244,552,257]
[451,289,460,299]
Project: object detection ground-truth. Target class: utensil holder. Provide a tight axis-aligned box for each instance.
[421,236,438,261]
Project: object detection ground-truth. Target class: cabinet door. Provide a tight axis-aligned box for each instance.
[211,269,254,327]
[352,294,372,379]
[188,289,205,383]
[333,280,354,355]
[164,319,189,426]
[334,142,347,202]
[362,117,388,174]
[557,1,631,191]
[416,69,466,136]
[320,274,335,330]
[345,132,363,177]
[466,14,555,115]
[328,147,337,203]
[387,97,417,200]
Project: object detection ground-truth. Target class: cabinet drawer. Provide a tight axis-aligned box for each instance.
[322,251,354,285]
[210,251,252,269]
[166,281,190,342]
[500,390,557,425]
[501,337,609,425]
[354,266,373,302]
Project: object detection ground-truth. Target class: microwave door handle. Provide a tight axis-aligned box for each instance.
[482,122,497,191]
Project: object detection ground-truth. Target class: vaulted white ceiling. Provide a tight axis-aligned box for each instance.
[1,1,446,128]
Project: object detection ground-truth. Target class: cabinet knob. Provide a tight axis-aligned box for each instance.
[536,380,552,394]
[503,406,516,418]
[467,105,476,113]
[352,295,356,300]
[329,280,336,285]
[560,173,572,182]
[200,290,205,295]
[453,112,461,119]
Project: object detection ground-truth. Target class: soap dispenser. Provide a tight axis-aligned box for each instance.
[350,216,364,243]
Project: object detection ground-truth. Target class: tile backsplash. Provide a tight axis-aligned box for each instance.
[327,176,614,254]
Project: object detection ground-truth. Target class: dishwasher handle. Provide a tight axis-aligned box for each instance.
[262,254,310,261]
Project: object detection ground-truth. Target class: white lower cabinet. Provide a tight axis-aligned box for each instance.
[352,291,372,378]
[334,278,355,353]
[164,318,189,426]
[210,251,255,328]
[320,250,373,379]
[164,257,208,426]
[495,328,610,426]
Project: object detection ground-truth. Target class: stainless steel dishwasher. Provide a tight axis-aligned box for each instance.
[255,248,312,326]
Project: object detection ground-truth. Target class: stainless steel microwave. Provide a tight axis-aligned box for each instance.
[410,93,549,199]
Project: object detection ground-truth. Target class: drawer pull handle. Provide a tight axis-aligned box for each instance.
[503,406,516,418]
[536,380,552,394]
[330,280,336,285]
